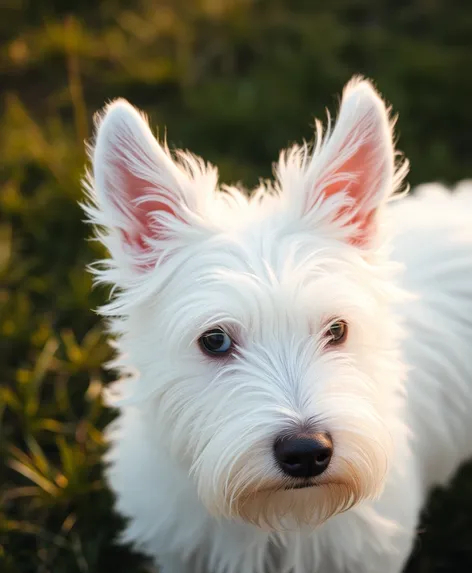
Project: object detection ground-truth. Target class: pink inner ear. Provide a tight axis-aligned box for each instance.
[107,157,176,258]
[319,132,381,245]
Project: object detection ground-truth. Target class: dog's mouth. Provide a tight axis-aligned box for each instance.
[248,479,320,496]
[283,481,315,491]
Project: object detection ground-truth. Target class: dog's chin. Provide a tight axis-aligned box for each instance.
[216,479,360,531]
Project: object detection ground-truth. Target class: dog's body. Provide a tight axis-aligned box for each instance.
[84,78,472,573]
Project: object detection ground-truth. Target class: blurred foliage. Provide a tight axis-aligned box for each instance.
[1,0,472,571]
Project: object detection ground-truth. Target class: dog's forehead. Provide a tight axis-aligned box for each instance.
[188,228,365,316]
[209,223,351,284]
[155,218,377,337]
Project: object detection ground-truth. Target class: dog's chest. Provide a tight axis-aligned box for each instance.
[196,506,406,573]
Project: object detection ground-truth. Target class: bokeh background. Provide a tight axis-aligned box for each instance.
[1,1,472,572]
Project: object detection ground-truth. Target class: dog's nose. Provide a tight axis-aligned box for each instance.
[274,433,333,478]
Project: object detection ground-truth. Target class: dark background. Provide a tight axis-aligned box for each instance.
[1,1,472,571]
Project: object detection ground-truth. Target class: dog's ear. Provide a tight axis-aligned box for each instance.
[300,78,406,247]
[85,99,212,277]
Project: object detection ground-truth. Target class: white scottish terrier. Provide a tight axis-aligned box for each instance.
[83,77,472,573]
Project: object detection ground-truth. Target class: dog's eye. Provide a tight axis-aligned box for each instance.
[199,328,233,356]
[326,320,348,345]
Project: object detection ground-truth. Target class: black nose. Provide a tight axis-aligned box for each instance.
[274,433,333,478]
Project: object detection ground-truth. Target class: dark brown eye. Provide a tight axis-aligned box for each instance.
[326,320,348,345]
[199,328,233,356]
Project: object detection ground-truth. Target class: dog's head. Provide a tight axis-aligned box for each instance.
[84,77,408,529]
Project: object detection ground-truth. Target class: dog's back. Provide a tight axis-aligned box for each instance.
[391,181,472,491]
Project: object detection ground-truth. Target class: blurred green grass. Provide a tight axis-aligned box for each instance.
[1,1,472,571]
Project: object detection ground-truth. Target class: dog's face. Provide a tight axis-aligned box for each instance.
[84,77,408,529]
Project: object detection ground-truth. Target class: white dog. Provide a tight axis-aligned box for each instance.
[83,77,472,573]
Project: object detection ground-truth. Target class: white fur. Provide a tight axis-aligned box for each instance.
[82,77,472,573]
